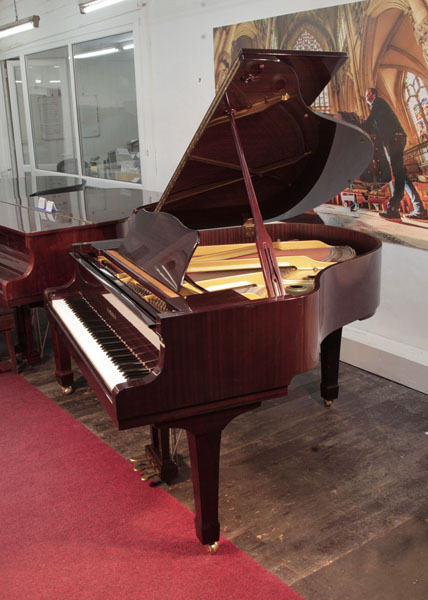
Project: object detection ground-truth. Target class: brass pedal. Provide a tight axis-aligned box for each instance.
[140,470,158,481]
[132,463,151,472]
[129,456,150,464]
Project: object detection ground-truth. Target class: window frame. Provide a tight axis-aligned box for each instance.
[2,21,144,190]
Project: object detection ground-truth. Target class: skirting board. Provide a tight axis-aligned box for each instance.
[341,327,428,396]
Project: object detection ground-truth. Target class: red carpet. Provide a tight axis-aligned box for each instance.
[0,373,304,600]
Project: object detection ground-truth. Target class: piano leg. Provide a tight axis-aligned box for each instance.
[145,426,179,484]
[49,318,74,393]
[175,403,260,550]
[15,305,41,365]
[320,327,342,406]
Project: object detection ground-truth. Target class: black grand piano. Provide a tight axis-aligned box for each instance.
[45,49,381,552]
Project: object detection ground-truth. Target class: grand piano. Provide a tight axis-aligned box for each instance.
[45,49,381,552]
[0,176,147,363]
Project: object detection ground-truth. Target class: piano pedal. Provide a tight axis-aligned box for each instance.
[140,470,158,482]
[132,462,151,472]
[129,455,149,464]
[61,386,73,395]
[207,542,219,554]
[129,457,151,471]
[130,456,161,483]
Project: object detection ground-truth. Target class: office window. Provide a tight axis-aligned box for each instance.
[73,33,140,182]
[26,46,78,174]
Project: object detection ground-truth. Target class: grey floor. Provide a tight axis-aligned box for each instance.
[3,334,428,600]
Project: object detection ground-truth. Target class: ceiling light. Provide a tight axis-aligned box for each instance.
[79,0,127,14]
[0,15,39,39]
[74,47,119,59]
[122,43,134,50]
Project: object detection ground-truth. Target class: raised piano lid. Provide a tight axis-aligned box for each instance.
[108,49,373,293]
[155,48,373,228]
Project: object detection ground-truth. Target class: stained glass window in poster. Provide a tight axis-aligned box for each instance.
[405,72,428,143]
[292,31,330,113]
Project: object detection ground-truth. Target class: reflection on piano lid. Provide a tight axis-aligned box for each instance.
[46,49,381,550]
[0,180,147,365]
[0,174,86,200]
[27,175,86,196]
[0,183,147,232]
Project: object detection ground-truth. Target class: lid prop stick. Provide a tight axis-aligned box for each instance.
[226,94,285,298]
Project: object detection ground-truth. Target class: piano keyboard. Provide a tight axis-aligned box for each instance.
[52,295,152,393]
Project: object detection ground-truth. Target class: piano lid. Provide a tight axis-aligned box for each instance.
[156,48,373,230]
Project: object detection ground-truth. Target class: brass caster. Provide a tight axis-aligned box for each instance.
[61,386,73,395]
[324,399,333,407]
[207,541,219,554]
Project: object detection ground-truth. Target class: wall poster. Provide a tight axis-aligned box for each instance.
[213,0,428,250]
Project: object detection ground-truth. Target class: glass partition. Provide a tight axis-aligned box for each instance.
[12,65,30,164]
[73,33,141,183]
[25,47,78,174]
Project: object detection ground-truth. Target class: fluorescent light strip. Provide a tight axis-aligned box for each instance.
[79,0,127,14]
[122,43,134,50]
[74,47,119,59]
[0,15,39,39]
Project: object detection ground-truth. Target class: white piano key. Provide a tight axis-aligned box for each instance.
[52,298,127,393]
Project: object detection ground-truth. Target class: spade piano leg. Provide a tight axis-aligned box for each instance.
[49,317,73,393]
[320,327,342,406]
[176,403,260,548]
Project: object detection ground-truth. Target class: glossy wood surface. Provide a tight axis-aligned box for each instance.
[43,50,382,547]
[156,49,373,228]
[0,185,144,362]
[1,222,121,307]
[46,219,381,546]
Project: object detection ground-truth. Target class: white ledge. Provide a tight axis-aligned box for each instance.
[341,326,428,395]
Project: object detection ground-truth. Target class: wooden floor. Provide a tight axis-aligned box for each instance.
[3,331,428,600]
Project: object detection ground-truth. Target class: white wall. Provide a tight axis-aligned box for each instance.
[0,0,426,394]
